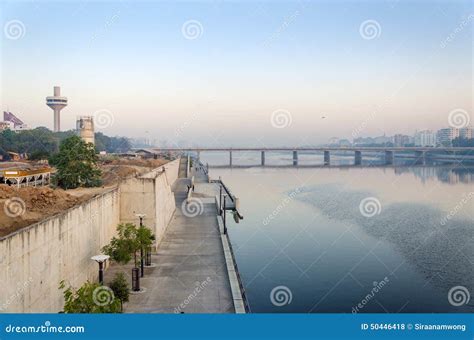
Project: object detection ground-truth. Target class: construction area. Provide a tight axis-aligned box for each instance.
[0,157,169,238]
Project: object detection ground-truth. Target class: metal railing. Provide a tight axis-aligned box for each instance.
[225,232,251,313]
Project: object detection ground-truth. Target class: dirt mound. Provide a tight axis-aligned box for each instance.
[0,158,171,238]
[104,158,168,169]
[101,165,141,186]
[0,186,86,238]
[100,158,169,186]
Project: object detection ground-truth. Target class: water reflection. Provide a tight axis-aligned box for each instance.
[205,154,474,313]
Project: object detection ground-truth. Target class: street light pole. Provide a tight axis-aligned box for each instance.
[219,185,223,215]
[223,195,227,234]
[135,213,146,278]
[91,255,110,285]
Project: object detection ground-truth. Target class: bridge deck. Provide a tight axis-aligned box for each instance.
[148,147,474,152]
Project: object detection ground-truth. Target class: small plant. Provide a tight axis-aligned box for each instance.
[102,223,139,266]
[109,273,130,312]
[59,280,121,313]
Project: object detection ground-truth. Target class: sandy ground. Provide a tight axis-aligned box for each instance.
[0,158,169,238]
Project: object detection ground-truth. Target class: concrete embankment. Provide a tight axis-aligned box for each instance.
[0,159,180,313]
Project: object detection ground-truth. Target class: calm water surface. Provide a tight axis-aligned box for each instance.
[200,152,474,313]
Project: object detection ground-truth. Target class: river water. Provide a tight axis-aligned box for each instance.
[200,152,474,313]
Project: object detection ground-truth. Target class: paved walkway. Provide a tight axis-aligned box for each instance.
[105,158,234,313]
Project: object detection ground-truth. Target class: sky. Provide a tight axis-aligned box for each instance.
[0,0,472,147]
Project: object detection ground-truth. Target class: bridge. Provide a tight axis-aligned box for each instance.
[139,147,474,167]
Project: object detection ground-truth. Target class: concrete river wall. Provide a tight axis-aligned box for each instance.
[0,159,180,313]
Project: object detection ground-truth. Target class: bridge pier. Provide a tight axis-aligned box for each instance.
[293,151,298,166]
[385,151,394,165]
[324,151,330,165]
[355,151,362,165]
[197,151,200,162]
[415,151,426,165]
[261,151,265,166]
[229,150,233,167]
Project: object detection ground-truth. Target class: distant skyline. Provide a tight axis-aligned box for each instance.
[1,0,472,147]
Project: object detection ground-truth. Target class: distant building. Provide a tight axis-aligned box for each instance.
[131,137,155,148]
[76,116,95,145]
[392,134,411,147]
[414,130,436,147]
[353,137,375,145]
[459,127,473,139]
[4,111,24,126]
[0,121,14,131]
[2,111,29,131]
[328,137,339,145]
[46,86,68,132]
[437,128,459,146]
[373,135,391,145]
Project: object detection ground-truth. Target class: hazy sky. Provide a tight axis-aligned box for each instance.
[1,0,472,146]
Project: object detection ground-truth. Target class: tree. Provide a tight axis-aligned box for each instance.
[59,280,121,313]
[49,135,102,189]
[102,223,140,267]
[109,273,130,312]
[0,127,130,161]
[102,223,155,287]
[95,132,131,153]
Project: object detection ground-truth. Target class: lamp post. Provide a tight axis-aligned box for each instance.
[219,185,223,215]
[91,255,110,285]
[223,195,227,234]
[135,213,146,278]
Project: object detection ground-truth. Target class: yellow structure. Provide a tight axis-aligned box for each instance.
[1,167,52,188]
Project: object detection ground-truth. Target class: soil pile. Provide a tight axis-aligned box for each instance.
[0,186,85,238]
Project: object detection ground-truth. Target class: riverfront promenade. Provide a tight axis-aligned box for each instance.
[105,158,235,313]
